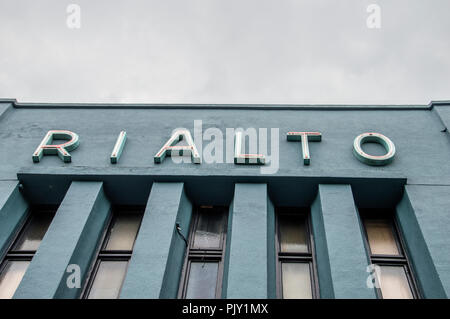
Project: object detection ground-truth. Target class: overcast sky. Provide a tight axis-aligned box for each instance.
[0,0,449,104]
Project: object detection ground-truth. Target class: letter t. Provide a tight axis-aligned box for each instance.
[287,132,322,165]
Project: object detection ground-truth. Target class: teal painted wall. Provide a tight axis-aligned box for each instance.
[266,196,276,299]
[0,105,448,188]
[396,185,450,298]
[0,102,12,122]
[14,181,110,299]
[0,101,449,299]
[0,182,29,260]
[226,183,270,298]
[310,190,334,298]
[120,182,192,298]
[311,184,376,299]
[221,200,234,298]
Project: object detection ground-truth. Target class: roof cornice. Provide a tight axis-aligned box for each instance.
[3,98,450,110]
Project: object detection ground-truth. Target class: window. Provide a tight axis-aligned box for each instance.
[178,206,228,299]
[82,207,144,299]
[275,208,318,299]
[360,209,419,299]
[0,207,56,299]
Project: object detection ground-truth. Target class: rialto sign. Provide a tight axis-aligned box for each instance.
[31,128,396,168]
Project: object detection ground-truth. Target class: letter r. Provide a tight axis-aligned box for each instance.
[32,130,79,163]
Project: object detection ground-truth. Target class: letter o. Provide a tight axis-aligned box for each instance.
[353,132,395,166]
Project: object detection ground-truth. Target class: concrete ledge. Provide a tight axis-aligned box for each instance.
[2,97,437,110]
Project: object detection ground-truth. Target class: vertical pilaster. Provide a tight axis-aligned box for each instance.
[0,182,29,260]
[120,182,192,298]
[311,184,376,298]
[396,185,449,298]
[0,102,12,122]
[226,183,272,298]
[14,181,110,299]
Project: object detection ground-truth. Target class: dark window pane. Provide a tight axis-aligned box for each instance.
[378,265,413,299]
[105,213,142,251]
[88,261,128,299]
[364,219,400,255]
[0,260,30,299]
[193,209,224,249]
[185,262,218,298]
[13,212,54,251]
[281,262,312,299]
[279,214,308,253]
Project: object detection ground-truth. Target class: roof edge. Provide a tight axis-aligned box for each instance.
[429,100,450,108]
[2,98,448,110]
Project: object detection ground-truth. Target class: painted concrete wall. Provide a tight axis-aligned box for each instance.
[266,196,276,299]
[14,181,111,299]
[311,184,376,298]
[221,201,234,298]
[1,102,445,210]
[0,182,28,260]
[120,182,192,298]
[0,103,12,122]
[0,104,448,188]
[396,185,450,298]
[227,183,272,298]
[0,100,449,299]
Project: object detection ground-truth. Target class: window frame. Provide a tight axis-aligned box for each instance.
[178,206,228,299]
[275,207,319,299]
[81,206,144,299]
[0,206,57,298]
[360,209,420,299]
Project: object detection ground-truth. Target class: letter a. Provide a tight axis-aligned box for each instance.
[154,129,201,164]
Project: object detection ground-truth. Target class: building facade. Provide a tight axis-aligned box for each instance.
[0,98,450,299]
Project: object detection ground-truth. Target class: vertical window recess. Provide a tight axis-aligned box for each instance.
[0,207,56,299]
[178,206,228,299]
[361,210,419,299]
[275,208,318,299]
[83,207,144,299]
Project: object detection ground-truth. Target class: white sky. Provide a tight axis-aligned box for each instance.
[0,0,449,104]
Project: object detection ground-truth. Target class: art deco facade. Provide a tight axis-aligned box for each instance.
[0,98,449,299]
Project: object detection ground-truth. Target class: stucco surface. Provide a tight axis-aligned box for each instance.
[13,181,110,299]
[120,182,192,298]
[0,106,448,186]
[396,185,450,298]
[0,181,28,259]
[227,183,268,298]
[312,184,376,299]
[1,102,449,299]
